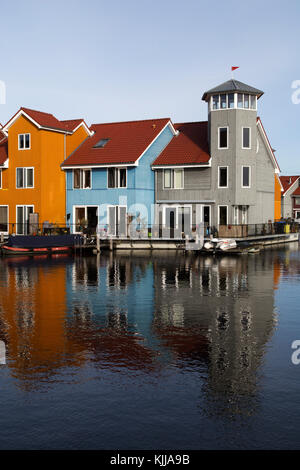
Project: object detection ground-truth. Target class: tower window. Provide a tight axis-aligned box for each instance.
[242,166,251,188]
[218,167,228,188]
[242,127,251,149]
[218,127,228,149]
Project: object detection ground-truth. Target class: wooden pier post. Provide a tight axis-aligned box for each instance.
[96,234,101,253]
[109,238,113,251]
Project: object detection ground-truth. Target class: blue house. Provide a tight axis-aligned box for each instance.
[61,118,176,235]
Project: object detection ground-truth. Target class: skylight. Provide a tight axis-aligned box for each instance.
[93,138,110,148]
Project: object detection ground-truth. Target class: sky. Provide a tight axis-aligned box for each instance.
[0,0,300,173]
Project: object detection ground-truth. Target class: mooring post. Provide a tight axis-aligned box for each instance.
[109,238,113,251]
[0,233,3,244]
[96,234,100,253]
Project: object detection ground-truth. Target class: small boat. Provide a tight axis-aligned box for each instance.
[1,234,82,256]
[218,239,237,251]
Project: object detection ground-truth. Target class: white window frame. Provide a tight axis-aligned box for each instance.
[218,166,228,188]
[18,133,31,150]
[163,169,184,189]
[73,205,99,233]
[107,204,127,236]
[218,126,229,150]
[16,167,34,189]
[242,127,251,149]
[241,165,251,188]
[73,169,92,189]
[0,205,9,234]
[0,169,2,189]
[107,168,127,189]
[218,205,228,225]
[16,205,34,235]
[210,93,257,111]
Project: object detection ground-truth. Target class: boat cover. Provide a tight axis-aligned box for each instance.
[7,235,82,249]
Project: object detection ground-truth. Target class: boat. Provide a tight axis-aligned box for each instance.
[1,234,82,256]
[218,239,237,251]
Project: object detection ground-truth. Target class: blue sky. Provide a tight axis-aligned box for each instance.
[1,0,299,173]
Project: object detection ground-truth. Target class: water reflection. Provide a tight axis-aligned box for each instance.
[0,248,291,417]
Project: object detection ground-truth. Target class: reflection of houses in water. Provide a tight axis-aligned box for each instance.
[0,256,86,390]
[0,250,283,399]
[152,252,279,417]
[65,253,159,371]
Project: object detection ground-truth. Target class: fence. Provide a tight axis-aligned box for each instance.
[0,221,298,240]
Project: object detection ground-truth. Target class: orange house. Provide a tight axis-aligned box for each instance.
[0,108,91,234]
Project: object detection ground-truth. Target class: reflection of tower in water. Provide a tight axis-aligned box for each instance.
[152,252,278,418]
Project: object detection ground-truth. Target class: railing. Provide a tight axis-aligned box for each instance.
[0,221,298,241]
[218,222,299,238]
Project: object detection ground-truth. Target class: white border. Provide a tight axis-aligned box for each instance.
[18,133,31,150]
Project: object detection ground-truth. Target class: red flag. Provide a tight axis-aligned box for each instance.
[231,66,239,71]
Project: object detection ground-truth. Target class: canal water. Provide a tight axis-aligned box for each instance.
[0,245,299,450]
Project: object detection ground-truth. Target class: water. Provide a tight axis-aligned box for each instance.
[0,245,300,449]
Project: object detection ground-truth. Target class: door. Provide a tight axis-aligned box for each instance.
[219,206,228,226]
[0,206,8,233]
[16,206,34,235]
[165,207,176,238]
[178,207,191,236]
[203,206,210,225]
[108,206,126,237]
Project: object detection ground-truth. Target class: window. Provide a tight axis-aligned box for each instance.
[93,138,110,148]
[107,168,127,188]
[212,95,220,110]
[228,93,234,108]
[242,127,251,149]
[242,166,251,188]
[0,169,2,189]
[0,206,8,233]
[218,167,228,188]
[295,197,300,205]
[18,133,30,150]
[219,206,228,225]
[218,127,228,149]
[163,169,184,189]
[212,93,257,110]
[73,169,91,189]
[16,167,34,188]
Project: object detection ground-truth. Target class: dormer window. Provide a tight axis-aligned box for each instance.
[18,133,30,150]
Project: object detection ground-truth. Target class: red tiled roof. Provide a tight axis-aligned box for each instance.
[20,107,72,132]
[152,121,210,166]
[62,118,171,166]
[0,137,8,165]
[60,119,85,131]
[292,186,300,196]
[280,175,300,195]
[3,107,75,133]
